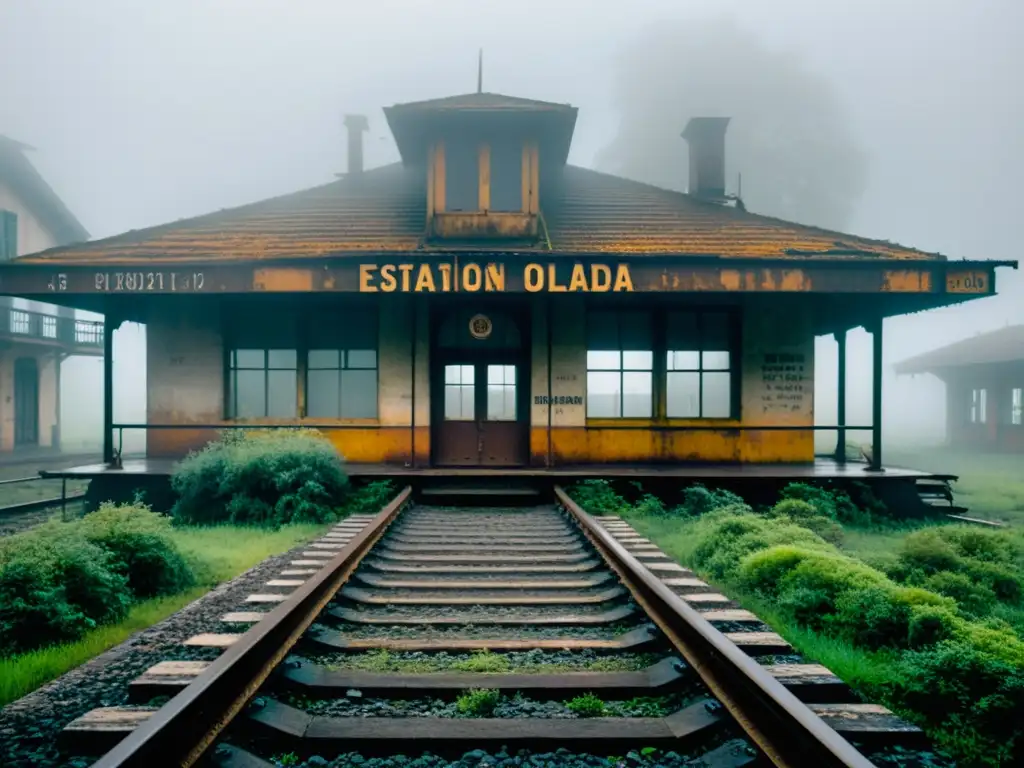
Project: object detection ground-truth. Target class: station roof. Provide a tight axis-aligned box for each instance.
[0,135,89,246]
[13,161,954,266]
[894,324,1024,374]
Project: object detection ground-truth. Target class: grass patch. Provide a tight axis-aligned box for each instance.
[168,524,326,586]
[0,588,203,708]
[456,688,501,716]
[323,649,658,674]
[565,692,606,717]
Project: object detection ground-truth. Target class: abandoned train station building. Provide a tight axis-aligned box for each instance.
[895,324,1024,454]
[0,89,1016,497]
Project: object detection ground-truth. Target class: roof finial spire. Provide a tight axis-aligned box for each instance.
[477,49,483,93]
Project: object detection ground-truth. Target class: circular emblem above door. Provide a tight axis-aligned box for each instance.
[469,314,493,340]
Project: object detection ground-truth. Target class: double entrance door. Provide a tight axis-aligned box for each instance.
[432,306,528,467]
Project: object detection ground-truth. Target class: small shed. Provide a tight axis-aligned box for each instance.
[894,325,1024,452]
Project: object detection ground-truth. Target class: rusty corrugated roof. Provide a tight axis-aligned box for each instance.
[15,162,947,264]
[894,325,1024,373]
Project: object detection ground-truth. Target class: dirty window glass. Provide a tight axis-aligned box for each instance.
[666,311,735,419]
[586,311,653,418]
[489,141,522,212]
[228,348,297,418]
[446,141,479,212]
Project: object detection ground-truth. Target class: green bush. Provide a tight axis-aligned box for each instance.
[568,479,628,516]
[898,529,962,574]
[766,499,844,544]
[778,481,869,524]
[892,640,1024,764]
[922,571,997,617]
[0,525,132,654]
[676,483,748,517]
[171,429,349,526]
[691,511,830,581]
[340,480,396,517]
[80,502,195,598]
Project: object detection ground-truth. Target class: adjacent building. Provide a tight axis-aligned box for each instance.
[0,91,1014,474]
[0,135,103,453]
[895,324,1024,453]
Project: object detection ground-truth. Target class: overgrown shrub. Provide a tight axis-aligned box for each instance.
[691,511,830,581]
[892,640,1024,764]
[568,480,628,516]
[676,483,749,517]
[895,527,1024,611]
[666,503,1024,764]
[80,501,195,598]
[778,481,871,525]
[340,480,396,517]
[171,429,349,526]
[766,499,844,544]
[921,571,997,617]
[0,525,132,654]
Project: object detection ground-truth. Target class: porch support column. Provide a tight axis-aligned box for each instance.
[102,308,115,466]
[834,328,847,464]
[867,315,884,472]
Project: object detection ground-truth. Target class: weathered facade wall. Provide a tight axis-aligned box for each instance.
[528,297,815,464]
[142,294,816,464]
[144,296,431,462]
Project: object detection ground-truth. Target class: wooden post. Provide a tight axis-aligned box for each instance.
[102,309,115,465]
[868,316,884,472]
[835,329,847,463]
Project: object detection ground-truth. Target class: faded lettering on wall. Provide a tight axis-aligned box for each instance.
[759,352,808,414]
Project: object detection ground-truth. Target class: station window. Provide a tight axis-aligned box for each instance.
[228,349,298,418]
[445,141,480,212]
[306,309,379,419]
[970,388,987,424]
[1012,388,1022,426]
[586,311,653,418]
[226,304,379,420]
[666,311,734,418]
[489,141,523,212]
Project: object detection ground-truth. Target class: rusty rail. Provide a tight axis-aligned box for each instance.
[91,485,413,768]
[555,486,875,768]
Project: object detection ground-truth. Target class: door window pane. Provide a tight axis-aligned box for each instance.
[444,364,475,420]
[486,364,516,421]
[1013,388,1022,426]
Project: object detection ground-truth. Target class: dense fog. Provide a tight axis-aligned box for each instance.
[1,0,1020,456]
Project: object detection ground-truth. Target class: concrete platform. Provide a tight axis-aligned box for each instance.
[40,457,950,481]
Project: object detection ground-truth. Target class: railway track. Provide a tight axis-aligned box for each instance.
[61,486,930,768]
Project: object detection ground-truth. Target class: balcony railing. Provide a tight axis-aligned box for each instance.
[2,308,104,349]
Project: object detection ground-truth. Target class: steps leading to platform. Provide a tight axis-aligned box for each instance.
[415,482,547,507]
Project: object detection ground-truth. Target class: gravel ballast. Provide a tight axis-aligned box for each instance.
[0,534,327,768]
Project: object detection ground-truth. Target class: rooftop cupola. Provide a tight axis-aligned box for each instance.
[383,91,577,243]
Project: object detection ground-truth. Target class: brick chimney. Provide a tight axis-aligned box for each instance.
[681,117,731,199]
[343,114,369,175]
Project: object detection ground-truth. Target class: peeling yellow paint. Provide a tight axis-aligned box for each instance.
[883,270,930,292]
[253,268,313,291]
